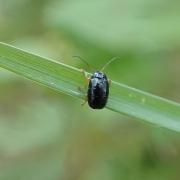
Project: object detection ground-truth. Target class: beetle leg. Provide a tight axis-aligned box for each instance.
[108,79,112,86]
[81,96,87,106]
[77,86,87,105]
[78,86,86,93]
[80,69,90,83]
[79,69,89,106]
[78,69,89,92]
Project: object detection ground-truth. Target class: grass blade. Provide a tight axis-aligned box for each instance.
[0,42,180,132]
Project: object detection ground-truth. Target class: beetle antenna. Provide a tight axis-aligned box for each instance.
[73,55,95,71]
[100,57,120,72]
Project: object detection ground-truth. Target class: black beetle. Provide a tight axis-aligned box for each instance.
[76,56,118,109]
[87,71,109,109]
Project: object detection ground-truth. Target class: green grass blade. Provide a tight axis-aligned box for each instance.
[0,42,180,132]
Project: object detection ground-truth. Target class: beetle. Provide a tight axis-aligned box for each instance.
[78,57,118,109]
[87,71,109,109]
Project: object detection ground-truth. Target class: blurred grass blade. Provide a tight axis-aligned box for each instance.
[0,42,180,132]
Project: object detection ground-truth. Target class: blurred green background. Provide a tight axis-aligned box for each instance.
[0,0,180,179]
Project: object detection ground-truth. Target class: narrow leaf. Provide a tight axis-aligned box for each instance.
[0,42,180,132]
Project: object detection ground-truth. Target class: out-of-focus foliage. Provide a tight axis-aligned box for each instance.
[0,0,180,179]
